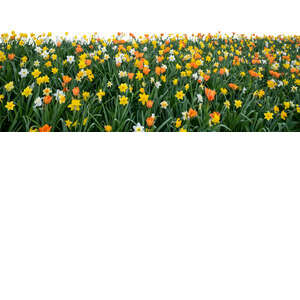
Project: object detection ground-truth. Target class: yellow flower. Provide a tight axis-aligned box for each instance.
[179,127,187,132]
[51,67,58,74]
[136,71,143,80]
[32,69,41,78]
[220,88,227,95]
[173,79,178,85]
[5,101,15,111]
[82,91,90,101]
[104,125,112,132]
[97,89,105,101]
[283,101,290,110]
[234,100,242,108]
[29,127,38,132]
[68,99,81,111]
[224,100,230,109]
[5,81,14,92]
[119,95,128,105]
[22,86,32,97]
[175,118,182,128]
[264,111,273,121]
[267,80,277,89]
[138,93,149,105]
[281,110,287,120]
[240,72,246,77]
[118,83,128,93]
[65,120,72,128]
[83,118,88,126]
[0,94,4,102]
[273,105,279,113]
[175,90,185,100]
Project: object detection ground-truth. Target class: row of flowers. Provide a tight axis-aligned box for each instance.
[0,31,299,131]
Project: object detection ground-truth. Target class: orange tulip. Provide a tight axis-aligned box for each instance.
[43,95,52,104]
[205,88,216,101]
[203,74,210,81]
[63,75,72,84]
[146,100,153,108]
[39,124,52,132]
[228,83,238,90]
[128,73,134,80]
[146,116,155,127]
[72,87,80,96]
[188,108,198,118]
[143,67,150,75]
[8,53,15,60]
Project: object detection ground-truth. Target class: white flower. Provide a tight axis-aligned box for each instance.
[242,87,247,94]
[101,47,107,53]
[197,94,203,103]
[34,97,42,107]
[192,73,198,80]
[54,90,65,101]
[66,56,75,63]
[118,71,127,78]
[143,47,147,52]
[161,64,167,70]
[168,55,175,62]
[104,54,110,60]
[155,81,161,88]
[19,68,29,78]
[130,48,135,55]
[133,123,144,132]
[33,60,40,67]
[182,111,189,120]
[160,101,168,109]
[107,81,113,88]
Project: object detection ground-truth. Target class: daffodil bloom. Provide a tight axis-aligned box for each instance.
[5,101,15,111]
[119,95,128,106]
[68,99,81,111]
[234,100,242,109]
[97,89,105,102]
[5,81,14,92]
[175,90,185,100]
[264,112,273,121]
[22,86,33,97]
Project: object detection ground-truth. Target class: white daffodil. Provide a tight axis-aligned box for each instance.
[19,68,29,78]
[133,123,144,132]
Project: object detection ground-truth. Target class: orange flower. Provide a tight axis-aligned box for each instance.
[218,56,224,62]
[72,87,80,96]
[249,70,259,77]
[269,70,280,78]
[155,66,161,75]
[146,100,153,108]
[39,124,52,132]
[203,74,210,81]
[228,83,238,90]
[188,108,198,118]
[205,88,216,101]
[128,73,134,80]
[85,59,92,66]
[146,116,155,127]
[57,41,62,47]
[43,95,52,104]
[63,75,72,84]
[8,53,15,60]
[143,67,150,75]
[219,68,225,75]
[75,45,83,53]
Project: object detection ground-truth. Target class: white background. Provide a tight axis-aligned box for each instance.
[1,1,300,299]
[0,0,299,34]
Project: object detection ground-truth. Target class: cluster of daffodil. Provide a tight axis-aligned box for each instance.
[0,31,299,132]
